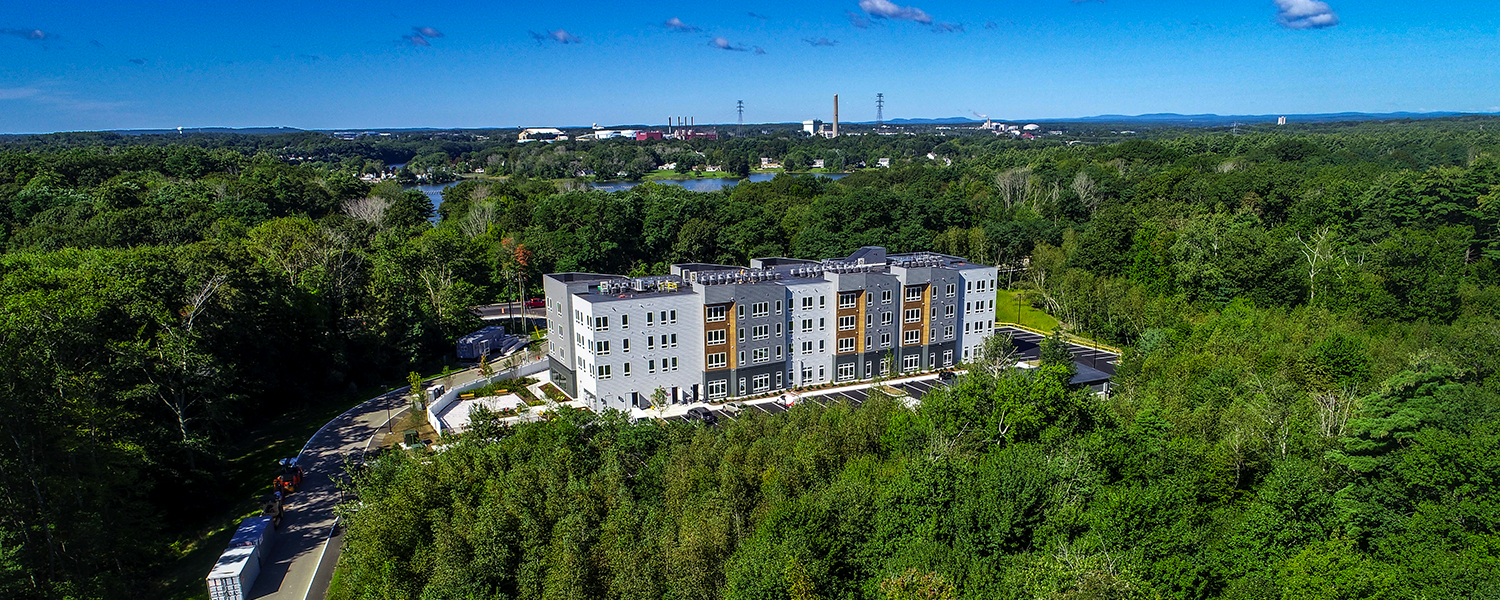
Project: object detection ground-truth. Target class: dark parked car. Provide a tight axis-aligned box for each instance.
[686,407,718,425]
[938,371,957,384]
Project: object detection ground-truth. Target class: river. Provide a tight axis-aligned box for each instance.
[408,172,848,212]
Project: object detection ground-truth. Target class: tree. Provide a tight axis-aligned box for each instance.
[1038,327,1078,383]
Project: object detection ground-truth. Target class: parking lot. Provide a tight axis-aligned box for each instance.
[660,327,1117,425]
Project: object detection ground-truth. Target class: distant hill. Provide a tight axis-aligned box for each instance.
[105,126,306,136]
[855,111,1490,127]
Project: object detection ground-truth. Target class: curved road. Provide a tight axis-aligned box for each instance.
[246,385,407,600]
[247,361,507,600]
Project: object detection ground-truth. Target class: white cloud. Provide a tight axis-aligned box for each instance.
[665,17,700,33]
[1274,0,1339,29]
[858,0,932,24]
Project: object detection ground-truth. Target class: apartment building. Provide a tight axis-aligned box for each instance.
[544,247,998,412]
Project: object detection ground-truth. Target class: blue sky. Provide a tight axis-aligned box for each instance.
[2,0,1498,133]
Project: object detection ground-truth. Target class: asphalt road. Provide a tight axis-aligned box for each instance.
[246,387,407,600]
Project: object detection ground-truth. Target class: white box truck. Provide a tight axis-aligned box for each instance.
[205,516,276,600]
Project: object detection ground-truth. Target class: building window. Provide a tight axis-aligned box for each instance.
[596,340,610,355]
[624,363,632,376]
[737,305,745,319]
[776,300,782,314]
[660,334,668,348]
[670,334,678,348]
[621,315,629,328]
[647,336,655,350]
[776,345,783,359]
[706,306,726,322]
[648,360,656,373]
[752,325,770,340]
[882,312,893,325]
[931,306,938,319]
[944,325,954,339]
[576,333,584,347]
[967,280,973,292]
[752,347,770,363]
[818,340,826,352]
[943,350,954,366]
[595,316,609,330]
[669,310,677,323]
[801,297,813,310]
[739,378,747,395]
[597,364,612,379]
[738,328,745,342]
[802,367,813,383]
[776,323,782,336]
[904,330,920,345]
[707,380,727,399]
[946,283,956,297]
[819,295,826,308]
[707,330,726,346]
[707,352,727,369]
[837,363,855,381]
[647,312,655,325]
[776,371,783,387]
[739,351,745,364]
[575,309,583,324]
[801,341,813,355]
[802,319,813,332]
[752,302,770,317]
[905,286,922,302]
[838,315,856,331]
[753,374,771,392]
[905,308,920,323]
[623,339,630,352]
[837,337,856,353]
[838,292,856,308]
[671,357,678,370]
[881,290,892,304]
[881,332,892,347]
[866,314,873,326]
[819,318,826,330]
[930,327,936,341]
[866,335,872,348]
[945,305,955,318]
[903,354,921,372]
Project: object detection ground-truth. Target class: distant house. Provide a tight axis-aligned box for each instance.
[812,159,825,169]
[518,127,565,142]
[877,158,891,168]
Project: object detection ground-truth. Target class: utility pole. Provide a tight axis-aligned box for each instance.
[736,100,744,136]
[876,93,884,128]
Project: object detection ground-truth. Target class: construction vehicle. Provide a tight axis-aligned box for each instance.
[262,492,286,529]
[273,458,304,494]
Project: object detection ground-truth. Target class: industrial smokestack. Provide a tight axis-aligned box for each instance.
[833,95,839,138]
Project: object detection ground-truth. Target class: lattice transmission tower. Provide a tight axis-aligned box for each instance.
[876,93,884,127]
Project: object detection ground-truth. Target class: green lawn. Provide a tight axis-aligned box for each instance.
[995,289,1061,332]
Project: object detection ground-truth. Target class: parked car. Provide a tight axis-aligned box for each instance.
[686,407,718,425]
[524,298,544,309]
[938,371,957,384]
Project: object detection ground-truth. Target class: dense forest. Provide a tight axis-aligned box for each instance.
[0,119,1498,599]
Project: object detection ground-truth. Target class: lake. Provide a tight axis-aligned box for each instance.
[407,173,848,212]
